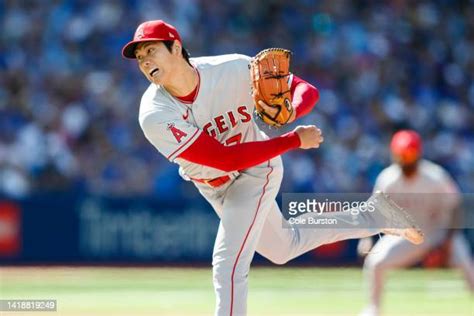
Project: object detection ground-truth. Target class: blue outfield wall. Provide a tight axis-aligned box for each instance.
[0,193,223,264]
[0,193,472,265]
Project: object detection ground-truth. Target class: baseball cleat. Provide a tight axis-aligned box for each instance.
[358,305,380,316]
[369,190,424,245]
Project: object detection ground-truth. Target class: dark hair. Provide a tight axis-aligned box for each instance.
[163,40,191,65]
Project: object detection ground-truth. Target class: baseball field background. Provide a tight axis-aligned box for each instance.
[1,267,472,316]
[1,1,473,316]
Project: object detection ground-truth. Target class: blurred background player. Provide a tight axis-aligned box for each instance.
[358,130,474,316]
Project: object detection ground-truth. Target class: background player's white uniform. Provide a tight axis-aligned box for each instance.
[361,159,474,316]
[139,54,381,316]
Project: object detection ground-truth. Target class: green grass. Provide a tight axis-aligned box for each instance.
[0,267,472,315]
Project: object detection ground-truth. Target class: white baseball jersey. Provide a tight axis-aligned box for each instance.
[139,54,268,180]
[374,159,460,230]
[363,160,473,314]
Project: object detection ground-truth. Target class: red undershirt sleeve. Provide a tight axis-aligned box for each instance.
[290,75,320,120]
[178,131,301,172]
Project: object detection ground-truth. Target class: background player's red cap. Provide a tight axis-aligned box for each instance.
[390,130,422,164]
[122,20,181,59]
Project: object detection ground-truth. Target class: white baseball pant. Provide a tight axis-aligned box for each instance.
[363,230,474,309]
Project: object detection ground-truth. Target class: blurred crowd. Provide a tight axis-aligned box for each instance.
[1,0,473,199]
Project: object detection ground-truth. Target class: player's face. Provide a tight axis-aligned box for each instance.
[393,154,419,177]
[135,41,176,85]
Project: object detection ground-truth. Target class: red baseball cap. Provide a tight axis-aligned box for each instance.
[390,130,422,164]
[122,20,181,59]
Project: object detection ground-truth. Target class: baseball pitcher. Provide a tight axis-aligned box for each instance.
[122,20,424,316]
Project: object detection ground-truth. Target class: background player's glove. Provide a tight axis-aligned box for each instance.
[250,48,294,127]
[422,236,452,268]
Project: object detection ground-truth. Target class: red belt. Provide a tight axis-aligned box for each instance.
[191,175,231,188]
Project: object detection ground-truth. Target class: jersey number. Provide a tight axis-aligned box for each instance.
[225,133,242,146]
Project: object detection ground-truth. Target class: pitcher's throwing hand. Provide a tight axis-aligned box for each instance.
[294,125,324,149]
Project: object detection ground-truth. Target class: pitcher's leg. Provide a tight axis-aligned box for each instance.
[255,200,300,264]
[256,200,379,264]
[212,162,282,316]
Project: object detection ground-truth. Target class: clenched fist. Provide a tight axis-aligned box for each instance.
[294,125,324,149]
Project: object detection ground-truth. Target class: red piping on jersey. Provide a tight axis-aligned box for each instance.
[290,75,319,120]
[229,160,273,316]
[166,129,200,160]
[178,131,300,172]
[175,68,201,104]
